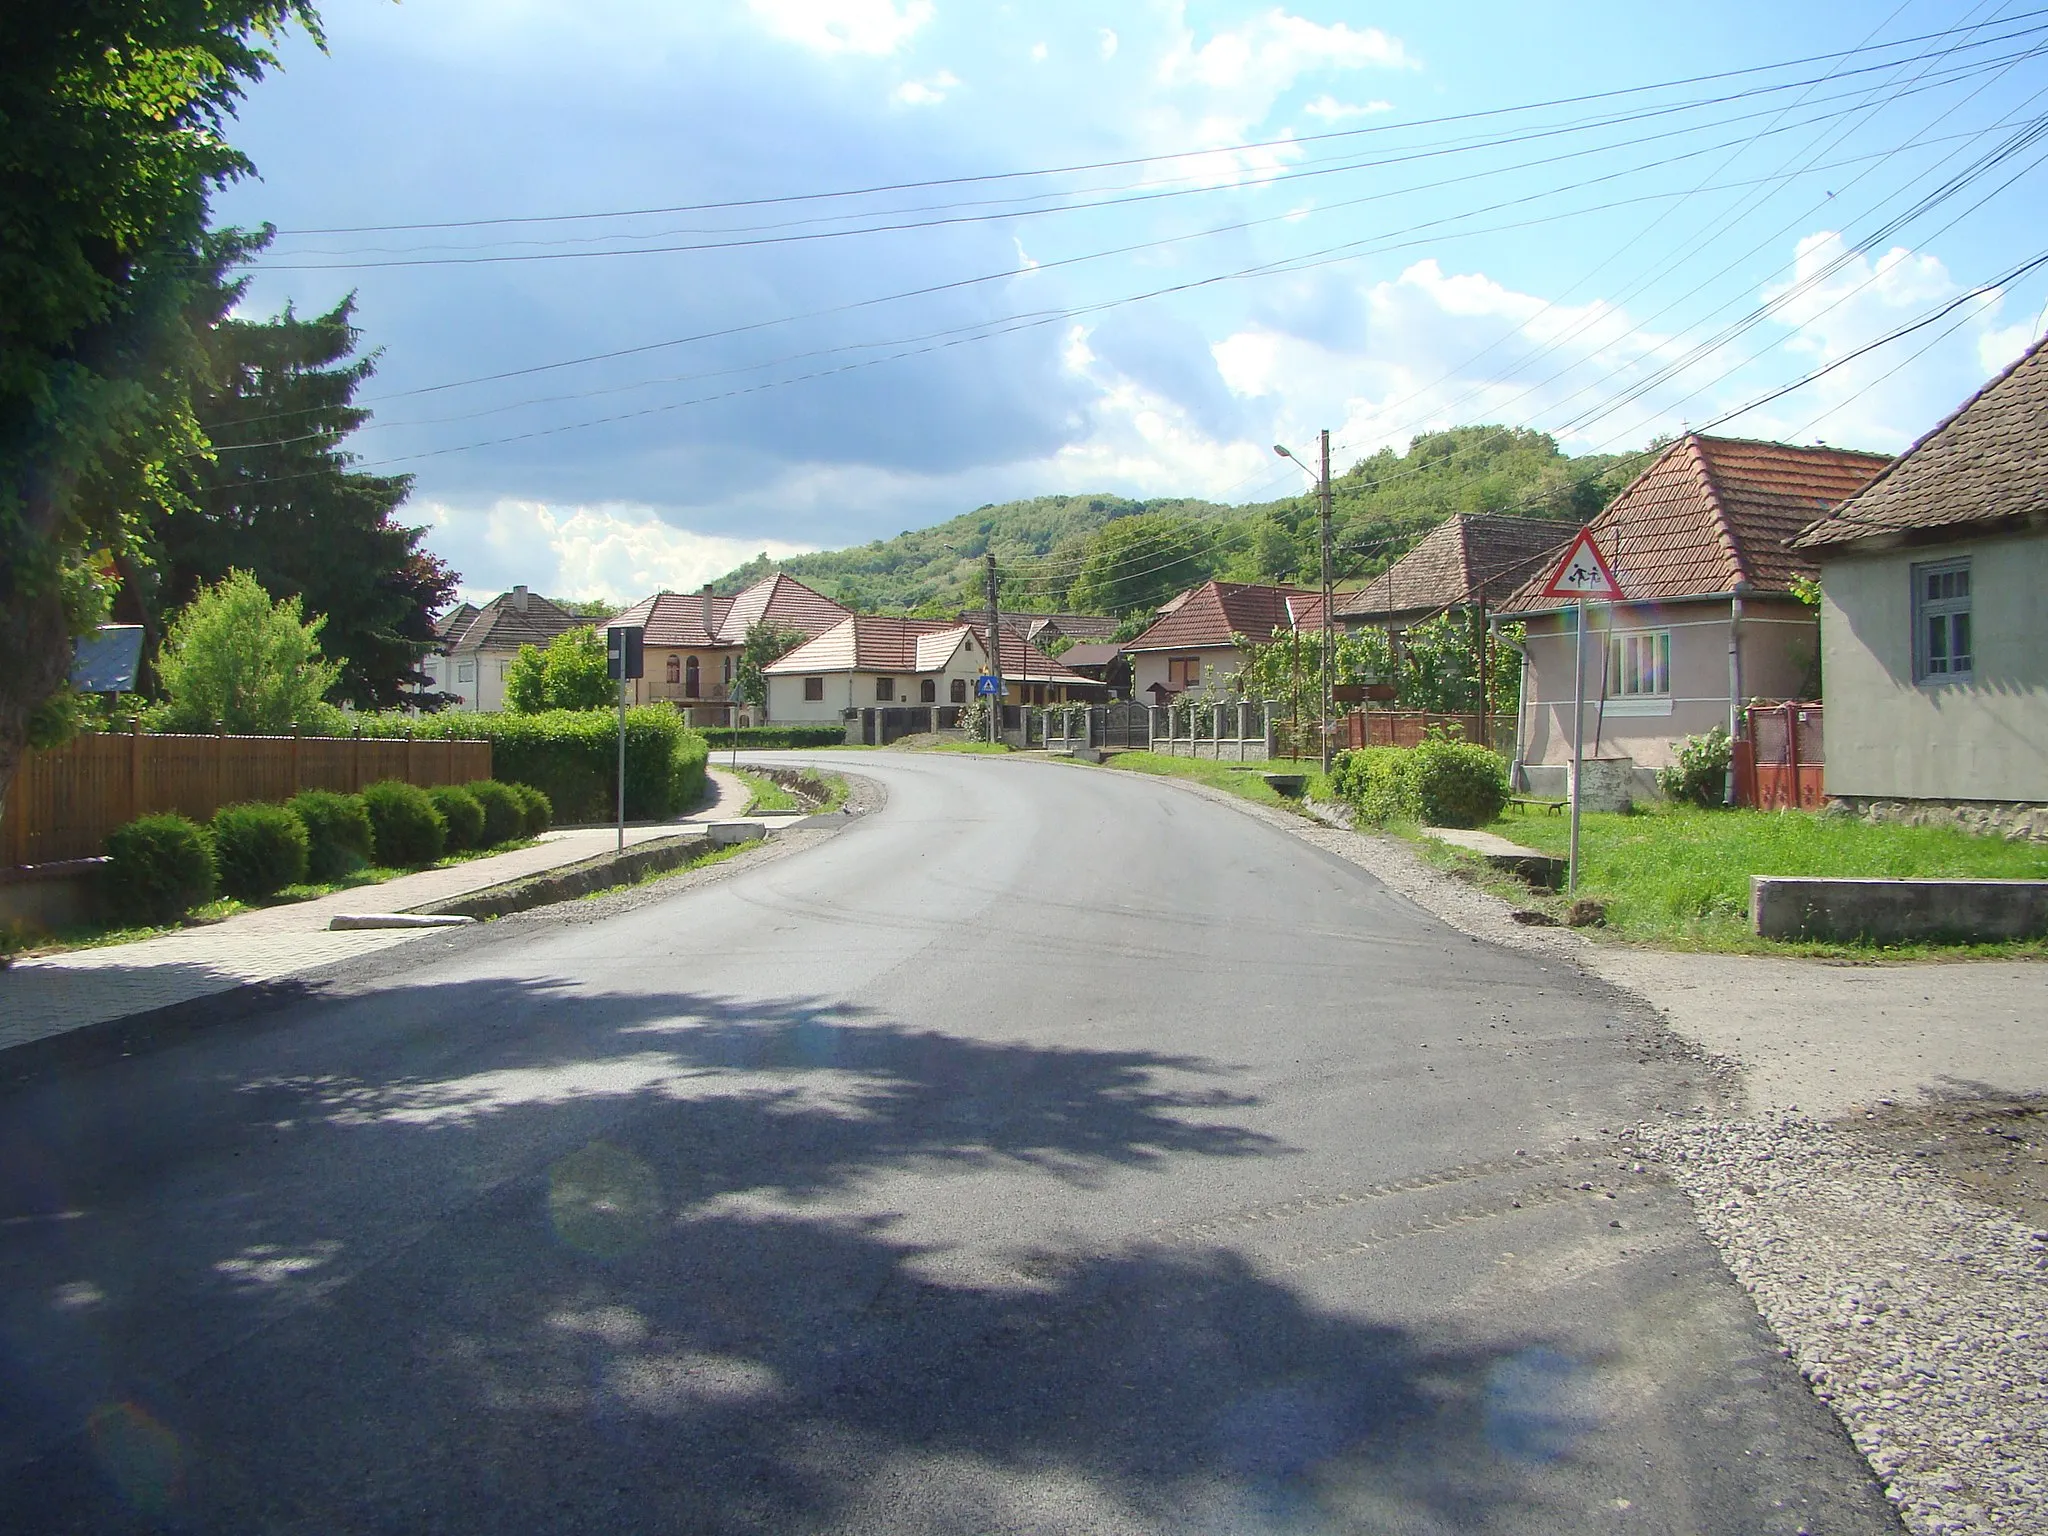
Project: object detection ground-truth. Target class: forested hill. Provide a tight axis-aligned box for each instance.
[714,426,1643,619]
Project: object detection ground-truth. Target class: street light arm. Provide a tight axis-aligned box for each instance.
[1272,443,1320,487]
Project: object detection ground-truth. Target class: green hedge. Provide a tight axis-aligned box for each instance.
[1332,741,1510,829]
[352,709,708,822]
[210,802,309,900]
[105,814,217,924]
[361,780,446,868]
[699,725,847,750]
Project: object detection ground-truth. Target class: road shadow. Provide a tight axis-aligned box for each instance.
[2,977,1646,1532]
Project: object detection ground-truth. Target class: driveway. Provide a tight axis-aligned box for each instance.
[0,751,1898,1533]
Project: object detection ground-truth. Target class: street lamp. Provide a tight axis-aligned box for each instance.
[1274,435,1336,774]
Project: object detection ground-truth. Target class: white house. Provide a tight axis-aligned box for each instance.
[764,615,1099,723]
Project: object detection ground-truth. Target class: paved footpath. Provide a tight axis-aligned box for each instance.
[0,769,792,1054]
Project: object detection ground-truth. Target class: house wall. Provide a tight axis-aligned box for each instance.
[628,647,739,712]
[1818,528,2048,802]
[1128,645,1246,699]
[1516,597,1818,770]
[424,648,518,712]
[766,646,989,723]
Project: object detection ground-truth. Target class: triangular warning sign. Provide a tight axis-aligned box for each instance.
[1539,528,1625,601]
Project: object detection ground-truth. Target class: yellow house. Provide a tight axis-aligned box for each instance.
[602,574,849,725]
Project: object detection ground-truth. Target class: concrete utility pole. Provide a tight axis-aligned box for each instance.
[1319,427,1335,777]
[984,552,1003,746]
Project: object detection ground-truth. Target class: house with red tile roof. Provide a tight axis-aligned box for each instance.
[1790,335,2048,829]
[1335,514,1582,630]
[1495,435,1889,792]
[601,573,849,725]
[426,586,588,711]
[1121,581,1327,703]
[763,615,1102,727]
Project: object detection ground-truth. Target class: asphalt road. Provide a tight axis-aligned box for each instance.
[0,752,1901,1535]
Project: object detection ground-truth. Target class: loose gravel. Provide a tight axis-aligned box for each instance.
[1632,1115,2048,1536]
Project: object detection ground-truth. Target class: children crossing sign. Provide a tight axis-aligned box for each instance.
[1539,529,1625,602]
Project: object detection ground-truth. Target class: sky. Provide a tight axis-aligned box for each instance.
[213,0,2048,604]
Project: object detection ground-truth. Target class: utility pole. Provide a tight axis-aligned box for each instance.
[1319,427,1335,776]
[984,552,1003,746]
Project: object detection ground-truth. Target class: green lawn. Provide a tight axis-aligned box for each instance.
[1460,804,2048,954]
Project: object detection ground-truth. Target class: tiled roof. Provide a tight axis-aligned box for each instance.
[434,603,479,643]
[1058,642,1125,668]
[1497,435,1889,612]
[1335,514,1581,622]
[605,574,849,648]
[441,589,585,653]
[1124,582,1326,651]
[1794,334,2048,549]
[765,616,1093,685]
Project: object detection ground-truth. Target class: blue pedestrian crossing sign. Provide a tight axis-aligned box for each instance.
[974,674,1002,696]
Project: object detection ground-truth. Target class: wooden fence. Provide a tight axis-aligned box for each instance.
[2,730,492,869]
[1341,711,1514,755]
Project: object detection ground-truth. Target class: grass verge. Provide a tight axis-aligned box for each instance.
[1097,751,1332,812]
[11,840,543,957]
[1415,803,2048,958]
[726,767,800,815]
[575,837,761,901]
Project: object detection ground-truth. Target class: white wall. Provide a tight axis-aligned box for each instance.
[1819,529,2048,801]
[1128,645,1244,700]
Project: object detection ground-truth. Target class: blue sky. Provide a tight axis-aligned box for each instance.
[215,0,2048,602]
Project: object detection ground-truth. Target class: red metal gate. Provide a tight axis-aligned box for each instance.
[1735,703,1824,810]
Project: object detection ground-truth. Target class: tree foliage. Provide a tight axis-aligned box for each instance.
[733,621,808,710]
[149,568,342,733]
[146,263,456,707]
[1,1,321,800]
[1068,513,1213,616]
[504,627,614,713]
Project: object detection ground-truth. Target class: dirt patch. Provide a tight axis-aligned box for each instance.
[1845,1094,2048,1231]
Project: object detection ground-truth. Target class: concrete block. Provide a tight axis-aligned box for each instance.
[1751,876,2048,944]
[1425,827,1566,890]
[709,821,767,846]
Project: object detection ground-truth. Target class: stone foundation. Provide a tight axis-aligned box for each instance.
[1827,796,2048,844]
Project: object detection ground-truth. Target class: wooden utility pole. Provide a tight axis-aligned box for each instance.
[1319,428,1335,776]
[984,552,1003,746]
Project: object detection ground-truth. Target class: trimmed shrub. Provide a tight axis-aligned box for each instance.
[360,780,446,868]
[1331,748,1420,825]
[349,708,707,822]
[427,784,486,852]
[699,725,848,750]
[1657,725,1733,808]
[464,780,527,847]
[511,782,553,837]
[210,801,310,900]
[104,813,217,924]
[1410,740,1510,828]
[288,790,374,881]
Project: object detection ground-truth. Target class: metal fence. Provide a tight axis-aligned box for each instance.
[2,730,492,869]
[1735,702,1824,811]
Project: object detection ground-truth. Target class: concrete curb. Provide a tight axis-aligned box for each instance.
[412,831,741,921]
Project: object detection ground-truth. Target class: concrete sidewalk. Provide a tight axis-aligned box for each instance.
[0,768,792,1054]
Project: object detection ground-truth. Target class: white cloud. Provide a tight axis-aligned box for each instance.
[892,69,960,106]
[423,500,816,606]
[1302,95,1393,123]
[1099,28,1119,60]
[746,0,933,56]
[1158,9,1414,92]
[1030,41,1047,62]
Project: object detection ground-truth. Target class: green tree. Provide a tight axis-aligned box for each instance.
[150,569,342,733]
[1068,514,1215,616]
[504,627,613,713]
[1,2,321,807]
[147,267,457,708]
[733,621,808,711]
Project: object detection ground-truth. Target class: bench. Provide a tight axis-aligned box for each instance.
[1507,795,1567,816]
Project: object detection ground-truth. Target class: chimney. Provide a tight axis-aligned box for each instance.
[701,583,715,638]
[511,584,530,612]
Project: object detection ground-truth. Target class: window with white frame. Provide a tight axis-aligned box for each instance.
[1913,559,1972,682]
[457,660,475,684]
[1606,629,1670,697]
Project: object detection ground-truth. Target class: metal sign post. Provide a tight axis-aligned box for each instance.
[607,625,644,854]
[1537,530,1625,899]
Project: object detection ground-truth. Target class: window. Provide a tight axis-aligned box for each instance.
[803,676,825,701]
[457,661,475,684]
[950,677,967,703]
[920,678,936,703]
[1168,655,1201,688]
[498,660,510,681]
[1914,559,1972,682]
[875,677,895,702]
[1606,630,1670,697]
[666,655,681,685]
[685,655,700,696]
[724,656,733,684]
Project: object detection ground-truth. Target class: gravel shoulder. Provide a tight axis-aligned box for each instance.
[1115,767,2047,1536]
